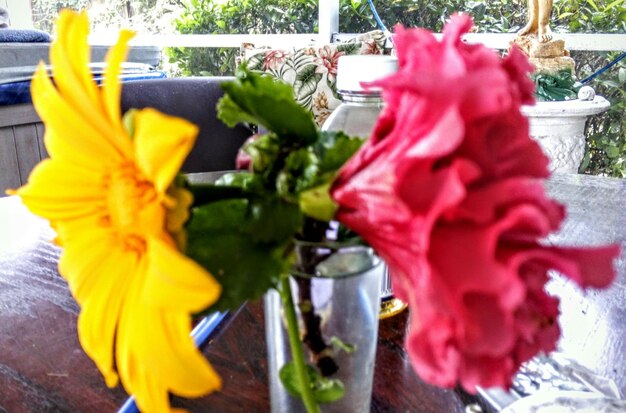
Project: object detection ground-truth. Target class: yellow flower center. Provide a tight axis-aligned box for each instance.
[105,163,161,253]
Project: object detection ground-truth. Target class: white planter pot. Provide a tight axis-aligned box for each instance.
[521,96,610,173]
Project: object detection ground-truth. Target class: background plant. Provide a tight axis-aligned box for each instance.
[29,0,625,176]
[576,51,626,177]
[167,0,318,76]
[31,0,183,34]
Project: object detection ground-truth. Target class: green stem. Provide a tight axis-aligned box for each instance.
[279,276,321,413]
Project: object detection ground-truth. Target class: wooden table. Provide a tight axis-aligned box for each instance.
[0,173,624,412]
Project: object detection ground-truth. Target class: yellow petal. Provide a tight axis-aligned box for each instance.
[31,66,125,168]
[154,311,222,397]
[116,255,221,412]
[19,11,219,412]
[33,10,134,165]
[126,368,172,413]
[14,159,106,222]
[102,29,135,130]
[118,307,222,407]
[133,108,199,194]
[166,186,194,251]
[48,12,129,155]
[144,237,220,310]
[57,219,117,301]
[57,223,126,386]
[51,11,100,109]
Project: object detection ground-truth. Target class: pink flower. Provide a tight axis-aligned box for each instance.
[315,46,344,81]
[331,14,619,392]
[263,50,287,71]
[360,39,382,55]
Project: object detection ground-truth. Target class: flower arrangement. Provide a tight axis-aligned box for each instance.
[10,9,619,413]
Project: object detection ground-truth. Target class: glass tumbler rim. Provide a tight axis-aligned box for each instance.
[291,240,382,279]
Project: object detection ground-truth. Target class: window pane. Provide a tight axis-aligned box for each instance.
[30,0,320,35]
[164,46,240,76]
[338,0,464,33]
[175,0,318,35]
[31,0,183,35]
[29,0,321,76]
[338,0,625,34]
[338,0,521,33]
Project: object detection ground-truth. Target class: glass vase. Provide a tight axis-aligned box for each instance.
[264,241,384,413]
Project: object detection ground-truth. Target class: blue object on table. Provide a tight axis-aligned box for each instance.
[117,311,230,413]
[0,29,51,43]
[0,80,31,106]
[0,69,167,106]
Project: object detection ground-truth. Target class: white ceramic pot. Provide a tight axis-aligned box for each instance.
[521,96,610,173]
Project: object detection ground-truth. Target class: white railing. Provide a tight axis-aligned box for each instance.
[461,33,626,51]
[85,0,626,52]
[89,32,626,52]
[338,33,626,51]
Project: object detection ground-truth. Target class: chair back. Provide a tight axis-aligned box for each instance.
[121,77,251,173]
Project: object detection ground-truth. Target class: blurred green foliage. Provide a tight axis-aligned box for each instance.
[167,0,318,76]
[576,51,626,177]
[170,0,624,176]
[28,1,626,176]
[553,0,625,177]
[31,0,181,34]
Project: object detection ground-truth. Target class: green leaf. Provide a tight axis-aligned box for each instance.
[186,199,290,312]
[244,133,281,174]
[606,145,620,158]
[591,12,605,23]
[330,336,356,354]
[276,148,319,197]
[316,131,364,173]
[326,74,340,100]
[586,0,599,12]
[246,54,266,72]
[600,80,620,88]
[248,196,303,243]
[350,0,362,8]
[215,171,264,192]
[299,181,338,222]
[218,65,318,145]
[293,64,323,102]
[216,94,260,128]
[336,43,359,54]
[279,362,346,404]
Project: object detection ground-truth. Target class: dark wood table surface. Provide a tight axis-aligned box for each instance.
[0,173,624,413]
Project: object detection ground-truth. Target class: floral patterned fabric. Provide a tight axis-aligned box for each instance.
[240,31,388,126]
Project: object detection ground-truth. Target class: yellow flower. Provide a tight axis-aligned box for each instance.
[10,11,221,412]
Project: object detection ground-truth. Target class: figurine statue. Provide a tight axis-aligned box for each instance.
[518,0,553,43]
[511,0,574,76]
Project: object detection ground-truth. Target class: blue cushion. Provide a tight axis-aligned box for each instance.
[0,70,168,106]
[0,29,51,43]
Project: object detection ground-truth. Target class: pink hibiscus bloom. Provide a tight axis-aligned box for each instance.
[263,49,287,71]
[331,14,619,392]
[315,46,344,81]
